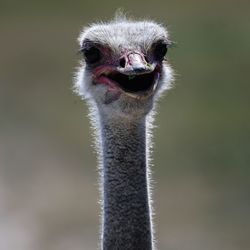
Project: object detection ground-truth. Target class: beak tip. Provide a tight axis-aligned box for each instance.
[132,65,147,73]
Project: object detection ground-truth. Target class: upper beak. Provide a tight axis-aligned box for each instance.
[118,52,155,75]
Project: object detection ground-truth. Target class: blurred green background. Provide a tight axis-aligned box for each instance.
[0,0,249,249]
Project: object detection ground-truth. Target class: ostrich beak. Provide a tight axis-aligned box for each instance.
[93,51,160,99]
[118,52,155,75]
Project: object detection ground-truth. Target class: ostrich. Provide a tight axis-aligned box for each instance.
[74,15,173,250]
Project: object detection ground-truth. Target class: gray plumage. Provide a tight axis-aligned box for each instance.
[74,14,174,250]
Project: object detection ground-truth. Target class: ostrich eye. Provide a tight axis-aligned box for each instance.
[82,46,101,64]
[153,42,168,61]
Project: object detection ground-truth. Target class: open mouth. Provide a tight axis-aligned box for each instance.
[94,67,160,96]
[109,70,157,93]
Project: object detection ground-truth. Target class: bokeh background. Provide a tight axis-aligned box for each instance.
[0,0,249,249]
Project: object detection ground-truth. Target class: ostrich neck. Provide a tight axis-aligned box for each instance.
[99,114,153,250]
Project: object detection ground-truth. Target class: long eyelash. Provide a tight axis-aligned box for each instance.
[81,39,98,49]
[77,48,84,55]
[77,46,89,56]
[167,40,177,49]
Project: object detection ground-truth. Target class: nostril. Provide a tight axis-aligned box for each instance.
[144,56,149,63]
[119,57,126,68]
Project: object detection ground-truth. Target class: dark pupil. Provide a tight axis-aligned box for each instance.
[83,47,101,64]
[154,43,168,60]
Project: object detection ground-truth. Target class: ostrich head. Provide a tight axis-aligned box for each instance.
[75,16,173,119]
